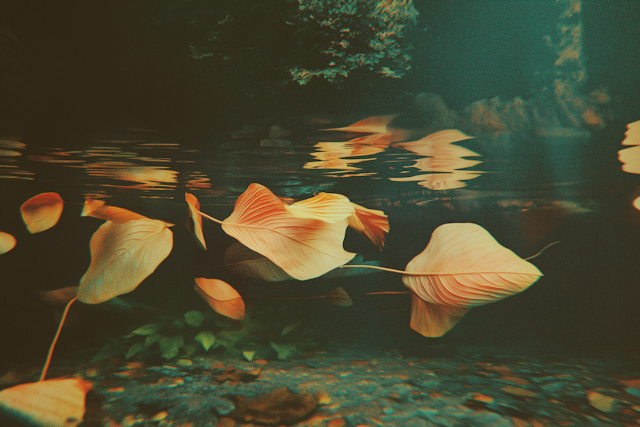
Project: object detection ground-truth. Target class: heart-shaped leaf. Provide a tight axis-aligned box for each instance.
[0,378,92,427]
[195,278,245,320]
[0,231,16,255]
[77,219,173,304]
[402,223,542,309]
[194,330,216,351]
[20,192,64,233]
[185,192,207,249]
[221,183,355,280]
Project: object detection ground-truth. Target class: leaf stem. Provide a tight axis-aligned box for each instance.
[40,297,77,381]
[364,291,409,295]
[339,265,407,274]
[525,241,560,261]
[196,209,224,225]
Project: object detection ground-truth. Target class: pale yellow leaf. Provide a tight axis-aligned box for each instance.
[285,193,355,223]
[0,378,91,427]
[402,223,542,308]
[621,120,640,145]
[77,219,173,304]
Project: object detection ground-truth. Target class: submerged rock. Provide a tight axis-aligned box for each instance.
[229,387,318,425]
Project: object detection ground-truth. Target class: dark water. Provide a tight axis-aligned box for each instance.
[1,0,640,370]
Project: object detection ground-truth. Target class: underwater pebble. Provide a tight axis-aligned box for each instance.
[500,385,537,397]
[317,391,332,405]
[326,418,346,427]
[149,411,168,421]
[211,397,235,415]
[177,359,193,367]
[587,391,619,413]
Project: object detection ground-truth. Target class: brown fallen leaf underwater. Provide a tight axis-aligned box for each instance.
[0,173,552,424]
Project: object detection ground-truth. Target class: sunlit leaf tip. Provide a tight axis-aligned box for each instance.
[20,192,64,234]
[185,192,207,249]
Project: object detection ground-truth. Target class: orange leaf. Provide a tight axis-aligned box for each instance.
[402,223,542,308]
[0,378,92,427]
[347,203,389,249]
[20,192,64,233]
[0,231,16,255]
[285,192,355,223]
[77,219,173,304]
[410,293,469,337]
[81,199,149,223]
[322,114,397,134]
[618,145,640,174]
[194,278,245,320]
[221,183,355,280]
[185,192,207,249]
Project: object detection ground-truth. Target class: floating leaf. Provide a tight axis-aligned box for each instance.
[322,114,397,134]
[195,278,245,320]
[325,287,353,307]
[347,203,389,249]
[243,351,256,361]
[20,192,64,233]
[618,145,640,174]
[80,199,148,223]
[225,242,293,282]
[402,223,542,336]
[185,192,207,249]
[159,336,183,359]
[621,120,640,145]
[77,219,173,304]
[221,184,355,280]
[184,310,205,327]
[126,342,144,359]
[0,231,16,255]
[0,378,92,427]
[194,331,216,351]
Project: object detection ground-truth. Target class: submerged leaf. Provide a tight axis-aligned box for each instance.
[0,378,92,427]
[185,192,207,249]
[410,294,468,338]
[224,242,293,282]
[131,323,161,336]
[403,223,542,308]
[0,231,16,255]
[77,219,173,304]
[221,183,355,280]
[270,342,298,360]
[36,286,79,305]
[325,287,353,307]
[284,192,355,223]
[159,336,184,359]
[20,192,64,233]
[126,342,144,359]
[194,331,216,351]
[195,278,245,320]
[184,310,205,327]
[347,203,389,249]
